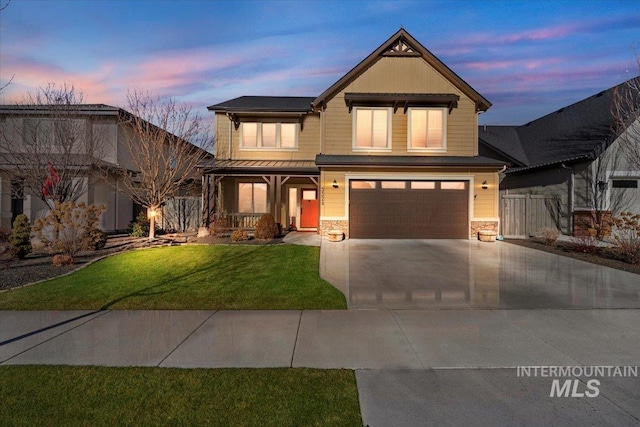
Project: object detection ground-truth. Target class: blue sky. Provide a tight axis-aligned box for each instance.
[0,0,638,124]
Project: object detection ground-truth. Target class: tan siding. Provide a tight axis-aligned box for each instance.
[473,172,499,218]
[217,113,320,160]
[323,57,478,156]
[321,170,346,217]
[320,168,499,220]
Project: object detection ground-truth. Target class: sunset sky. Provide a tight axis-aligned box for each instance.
[0,0,638,124]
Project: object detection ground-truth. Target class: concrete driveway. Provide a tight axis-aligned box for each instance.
[320,239,640,309]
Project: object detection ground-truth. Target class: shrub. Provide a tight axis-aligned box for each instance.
[611,212,640,264]
[255,213,278,240]
[539,227,560,245]
[33,201,106,259]
[0,226,11,243]
[9,214,32,259]
[230,229,250,242]
[130,212,150,238]
[52,254,74,267]
[210,213,229,237]
[84,227,107,250]
[570,233,600,254]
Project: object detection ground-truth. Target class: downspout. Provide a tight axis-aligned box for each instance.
[319,108,324,154]
[228,117,232,160]
[561,163,574,235]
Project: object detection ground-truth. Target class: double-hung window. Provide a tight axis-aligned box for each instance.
[408,108,446,151]
[241,122,297,149]
[353,107,391,151]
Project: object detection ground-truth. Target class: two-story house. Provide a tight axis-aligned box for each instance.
[202,29,505,239]
[0,104,206,233]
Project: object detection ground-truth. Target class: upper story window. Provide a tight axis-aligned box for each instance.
[240,122,297,150]
[408,108,446,152]
[353,107,391,151]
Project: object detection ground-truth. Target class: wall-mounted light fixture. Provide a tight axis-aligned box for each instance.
[481,181,488,190]
[332,180,339,189]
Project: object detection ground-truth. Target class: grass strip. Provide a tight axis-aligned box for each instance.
[0,366,361,426]
[0,245,346,310]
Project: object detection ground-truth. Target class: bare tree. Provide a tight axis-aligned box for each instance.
[0,1,12,92]
[612,51,640,171]
[0,83,108,209]
[588,143,632,239]
[113,90,213,239]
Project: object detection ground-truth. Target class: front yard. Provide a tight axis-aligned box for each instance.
[0,366,361,426]
[0,245,346,310]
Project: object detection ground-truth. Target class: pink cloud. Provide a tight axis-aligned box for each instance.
[1,56,120,105]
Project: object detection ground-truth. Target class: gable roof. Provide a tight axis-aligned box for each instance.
[207,96,314,113]
[480,77,639,173]
[312,28,491,112]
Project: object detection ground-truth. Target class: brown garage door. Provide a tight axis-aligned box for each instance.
[349,180,469,239]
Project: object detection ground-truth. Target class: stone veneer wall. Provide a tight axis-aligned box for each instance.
[573,210,612,237]
[470,221,499,239]
[320,220,349,238]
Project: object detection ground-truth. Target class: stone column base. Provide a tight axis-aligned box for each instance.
[320,220,349,238]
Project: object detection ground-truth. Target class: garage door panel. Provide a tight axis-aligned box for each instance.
[350,180,468,239]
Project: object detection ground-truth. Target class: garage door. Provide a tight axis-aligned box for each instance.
[349,180,469,239]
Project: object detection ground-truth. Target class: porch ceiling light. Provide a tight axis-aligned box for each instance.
[332,180,339,189]
[481,181,488,190]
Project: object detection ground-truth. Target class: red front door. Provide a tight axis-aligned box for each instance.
[300,189,319,228]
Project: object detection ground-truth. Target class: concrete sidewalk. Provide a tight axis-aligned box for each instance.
[3,309,639,368]
[2,309,639,425]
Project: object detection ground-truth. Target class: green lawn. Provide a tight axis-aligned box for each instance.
[0,366,362,426]
[0,245,346,310]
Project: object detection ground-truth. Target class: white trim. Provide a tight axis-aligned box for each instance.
[320,216,348,221]
[471,217,500,222]
[407,107,447,152]
[352,107,392,151]
[239,122,299,150]
[239,148,299,152]
[608,170,640,178]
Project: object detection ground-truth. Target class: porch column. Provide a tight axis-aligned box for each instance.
[262,175,276,217]
[275,175,282,224]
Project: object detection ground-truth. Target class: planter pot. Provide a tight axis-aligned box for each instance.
[478,230,497,242]
[328,230,344,242]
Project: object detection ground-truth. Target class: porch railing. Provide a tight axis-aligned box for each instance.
[214,213,266,230]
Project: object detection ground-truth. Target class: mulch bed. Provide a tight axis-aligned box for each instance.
[504,238,640,275]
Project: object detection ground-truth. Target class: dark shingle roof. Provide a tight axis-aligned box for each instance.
[478,126,529,166]
[480,77,639,172]
[207,96,315,113]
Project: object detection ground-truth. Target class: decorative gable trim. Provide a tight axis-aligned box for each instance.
[312,28,491,113]
[382,36,421,57]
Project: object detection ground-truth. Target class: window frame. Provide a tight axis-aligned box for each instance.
[407,107,447,153]
[239,122,299,151]
[352,107,392,152]
[237,182,268,214]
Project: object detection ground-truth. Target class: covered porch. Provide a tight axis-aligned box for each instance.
[201,160,320,232]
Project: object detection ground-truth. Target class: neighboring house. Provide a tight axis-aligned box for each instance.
[479,78,640,238]
[202,29,505,239]
[0,104,205,232]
